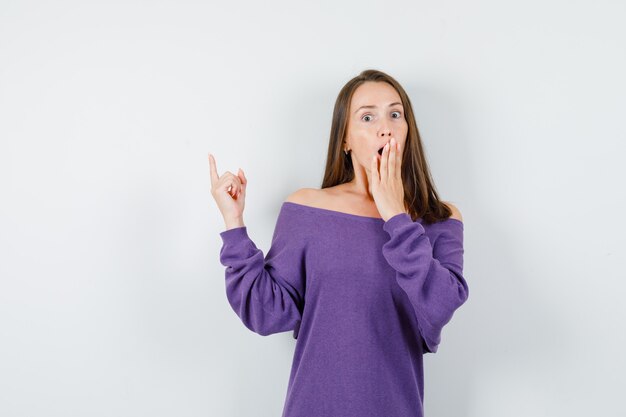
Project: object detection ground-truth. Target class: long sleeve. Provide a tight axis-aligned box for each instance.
[218,207,306,337]
[382,213,469,353]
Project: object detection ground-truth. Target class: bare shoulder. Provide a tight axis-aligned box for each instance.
[285,188,320,205]
[443,201,463,222]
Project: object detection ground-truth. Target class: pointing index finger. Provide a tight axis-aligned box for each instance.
[208,153,219,185]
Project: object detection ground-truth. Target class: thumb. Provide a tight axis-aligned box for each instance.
[238,168,247,190]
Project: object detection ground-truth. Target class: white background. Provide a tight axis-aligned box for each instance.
[1,1,625,416]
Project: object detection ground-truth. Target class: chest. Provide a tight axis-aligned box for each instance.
[303,224,398,305]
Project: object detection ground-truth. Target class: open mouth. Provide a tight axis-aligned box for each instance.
[377,146,384,155]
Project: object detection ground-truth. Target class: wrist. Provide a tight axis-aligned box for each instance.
[224,216,245,230]
[385,208,408,222]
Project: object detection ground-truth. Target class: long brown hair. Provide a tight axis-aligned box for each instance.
[321,69,453,225]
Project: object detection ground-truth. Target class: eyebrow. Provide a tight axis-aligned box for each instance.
[354,102,403,114]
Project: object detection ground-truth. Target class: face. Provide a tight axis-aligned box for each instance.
[344,81,408,173]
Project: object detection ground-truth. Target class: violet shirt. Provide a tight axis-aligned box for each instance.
[218,201,469,417]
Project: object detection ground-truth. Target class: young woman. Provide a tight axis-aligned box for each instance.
[209,69,469,417]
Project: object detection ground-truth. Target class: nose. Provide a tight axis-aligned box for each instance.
[378,120,392,138]
[378,129,392,143]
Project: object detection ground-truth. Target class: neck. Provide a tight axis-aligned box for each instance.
[345,158,375,202]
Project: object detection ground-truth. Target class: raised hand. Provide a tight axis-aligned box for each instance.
[209,153,247,229]
[369,137,407,222]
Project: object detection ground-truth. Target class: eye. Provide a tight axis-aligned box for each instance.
[362,114,373,122]
[391,111,402,118]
